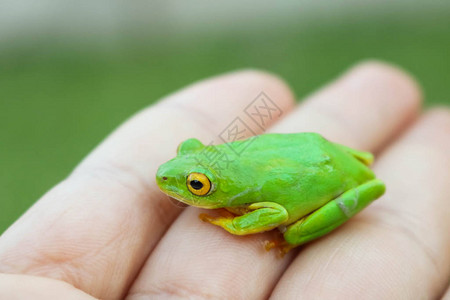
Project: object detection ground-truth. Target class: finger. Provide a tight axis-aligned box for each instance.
[443,285,450,300]
[271,108,450,299]
[0,274,97,300]
[127,61,422,300]
[0,70,295,299]
[270,61,420,150]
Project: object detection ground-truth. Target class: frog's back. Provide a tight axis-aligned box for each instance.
[241,133,347,164]
[216,132,375,186]
[233,133,375,221]
[248,132,328,157]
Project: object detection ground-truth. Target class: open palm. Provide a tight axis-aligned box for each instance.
[1,61,449,299]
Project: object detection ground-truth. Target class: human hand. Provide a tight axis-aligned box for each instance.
[0,61,449,299]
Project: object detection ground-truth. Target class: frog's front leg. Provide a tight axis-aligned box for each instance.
[284,179,385,247]
[200,202,289,235]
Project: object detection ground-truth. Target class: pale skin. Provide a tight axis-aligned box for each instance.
[0,62,449,299]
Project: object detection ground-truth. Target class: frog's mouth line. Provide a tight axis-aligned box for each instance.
[162,189,220,209]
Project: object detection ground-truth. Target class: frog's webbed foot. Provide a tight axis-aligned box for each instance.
[199,208,235,224]
[199,202,289,236]
[199,213,217,224]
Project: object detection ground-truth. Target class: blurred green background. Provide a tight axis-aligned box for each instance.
[1,2,449,233]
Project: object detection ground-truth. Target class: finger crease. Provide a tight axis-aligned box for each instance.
[368,206,441,275]
[127,283,215,300]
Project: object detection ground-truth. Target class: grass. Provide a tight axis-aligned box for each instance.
[1,15,449,233]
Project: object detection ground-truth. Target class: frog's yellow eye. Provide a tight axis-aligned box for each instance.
[187,172,211,196]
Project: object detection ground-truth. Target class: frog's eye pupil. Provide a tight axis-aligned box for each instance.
[190,180,203,190]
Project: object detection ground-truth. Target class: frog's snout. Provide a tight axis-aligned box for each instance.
[156,164,179,192]
[155,167,169,189]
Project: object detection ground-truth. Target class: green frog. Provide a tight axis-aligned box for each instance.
[156,133,385,251]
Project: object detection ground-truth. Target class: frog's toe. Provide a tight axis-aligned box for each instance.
[264,240,278,252]
[263,240,294,258]
[199,213,216,223]
[263,235,293,256]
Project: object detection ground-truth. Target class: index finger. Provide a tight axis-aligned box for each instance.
[0,70,295,299]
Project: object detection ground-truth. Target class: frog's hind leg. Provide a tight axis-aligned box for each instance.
[283,179,385,247]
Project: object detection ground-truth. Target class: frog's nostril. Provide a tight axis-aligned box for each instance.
[162,176,168,181]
